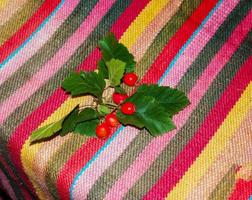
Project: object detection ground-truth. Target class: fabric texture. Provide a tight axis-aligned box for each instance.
[0,0,252,199]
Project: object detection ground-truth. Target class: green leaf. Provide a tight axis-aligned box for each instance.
[61,72,83,96]
[117,111,144,128]
[116,92,145,128]
[98,60,108,79]
[74,119,99,137]
[62,71,105,99]
[98,105,110,116]
[77,108,98,122]
[114,86,126,94]
[135,98,176,136]
[30,119,64,143]
[98,32,136,72]
[136,84,190,116]
[117,96,176,135]
[60,106,79,136]
[106,59,126,86]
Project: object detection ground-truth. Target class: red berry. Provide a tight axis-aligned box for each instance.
[121,102,136,115]
[123,73,138,86]
[105,113,119,127]
[96,123,110,139]
[112,93,128,104]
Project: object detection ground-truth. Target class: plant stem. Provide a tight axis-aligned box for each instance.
[79,104,94,109]
[111,104,120,113]
[104,85,113,90]
[104,102,117,108]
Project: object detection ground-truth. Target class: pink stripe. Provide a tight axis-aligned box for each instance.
[105,2,245,198]
[144,13,252,200]
[72,126,139,199]
[0,154,35,198]
[0,0,116,125]
[0,154,20,186]
[0,0,80,85]
[161,0,238,87]
[72,1,241,198]
[84,5,252,199]
[0,169,17,200]
[6,1,150,198]
[55,1,150,199]
[143,57,252,200]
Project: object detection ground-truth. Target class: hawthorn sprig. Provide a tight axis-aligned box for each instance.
[95,73,138,138]
[30,33,189,143]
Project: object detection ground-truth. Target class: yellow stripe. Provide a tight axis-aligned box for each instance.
[0,0,8,9]
[20,0,171,198]
[120,0,170,48]
[21,96,86,199]
[166,82,252,200]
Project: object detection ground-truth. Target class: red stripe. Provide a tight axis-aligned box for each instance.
[0,155,20,187]
[6,0,149,199]
[228,179,252,200]
[6,0,215,196]
[0,0,61,63]
[0,155,34,199]
[141,0,217,84]
[143,56,252,200]
[56,1,151,199]
[7,0,216,197]
[7,91,68,192]
[56,0,218,199]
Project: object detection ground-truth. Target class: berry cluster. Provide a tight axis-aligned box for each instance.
[30,33,189,144]
[96,73,137,139]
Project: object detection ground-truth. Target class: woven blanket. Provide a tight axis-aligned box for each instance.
[0,0,252,199]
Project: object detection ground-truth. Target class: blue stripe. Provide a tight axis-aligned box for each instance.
[0,0,65,69]
[250,196,252,200]
[158,0,222,84]
[70,1,223,199]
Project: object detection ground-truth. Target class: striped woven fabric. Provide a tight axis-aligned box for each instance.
[0,0,252,199]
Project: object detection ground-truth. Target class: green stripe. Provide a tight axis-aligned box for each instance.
[125,28,252,200]
[209,166,236,200]
[45,134,87,199]
[0,0,99,102]
[1,0,98,140]
[178,0,252,94]
[87,0,204,198]
[135,0,201,78]
[92,2,251,198]
[0,162,23,200]
[0,0,43,45]
[0,138,37,198]
[41,0,132,198]
[87,130,152,200]
[0,1,98,197]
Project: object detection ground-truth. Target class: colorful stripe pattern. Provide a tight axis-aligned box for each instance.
[1,0,252,199]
